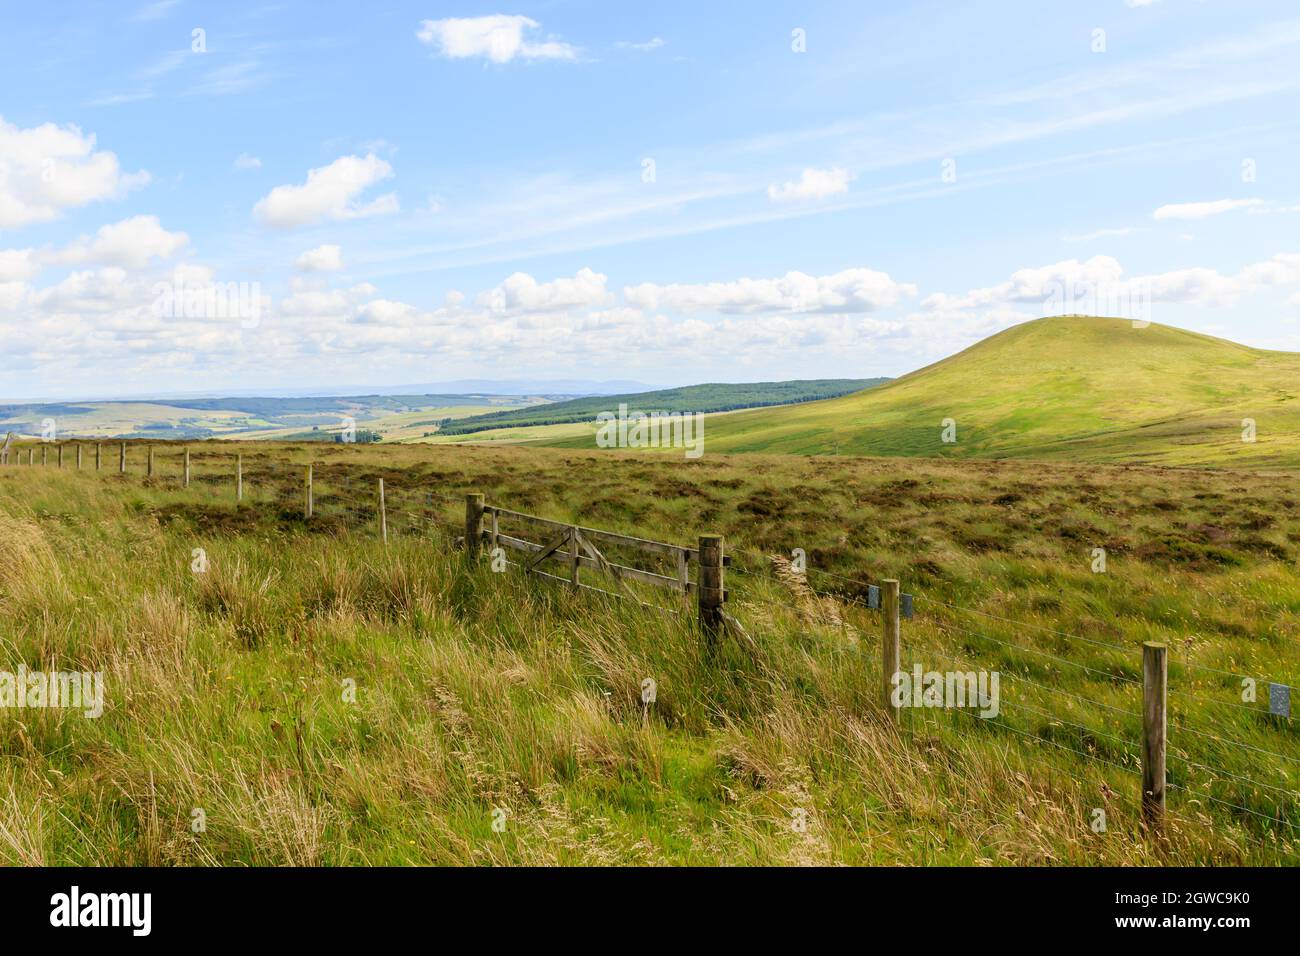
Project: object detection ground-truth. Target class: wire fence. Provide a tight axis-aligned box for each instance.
[9,440,1298,837]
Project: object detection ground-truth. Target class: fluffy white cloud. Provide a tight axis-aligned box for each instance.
[924,252,1300,315]
[294,244,344,272]
[1153,198,1262,221]
[416,15,577,63]
[57,215,189,268]
[0,117,149,229]
[253,154,398,229]
[476,267,612,312]
[0,215,186,287]
[624,268,915,315]
[923,256,1125,311]
[767,167,854,203]
[0,248,40,282]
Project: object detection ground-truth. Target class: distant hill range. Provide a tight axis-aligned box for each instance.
[434,379,891,436]
[0,393,551,441]
[654,316,1300,468]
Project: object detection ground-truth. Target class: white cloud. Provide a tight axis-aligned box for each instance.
[0,248,40,282]
[253,154,398,229]
[0,117,149,229]
[617,38,665,52]
[1153,198,1263,221]
[295,244,344,272]
[923,256,1126,312]
[625,268,915,315]
[234,154,262,171]
[57,215,189,268]
[476,267,612,312]
[924,252,1300,316]
[416,15,577,63]
[766,167,854,203]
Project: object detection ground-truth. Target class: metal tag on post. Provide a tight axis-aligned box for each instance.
[901,593,914,620]
[1269,683,1291,718]
[867,585,880,609]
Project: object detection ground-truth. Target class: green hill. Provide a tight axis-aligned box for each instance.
[435,379,888,435]
[544,316,1300,468]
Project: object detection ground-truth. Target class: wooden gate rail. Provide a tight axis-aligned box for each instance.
[469,498,728,635]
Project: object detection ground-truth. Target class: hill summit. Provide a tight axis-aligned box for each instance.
[677,316,1300,467]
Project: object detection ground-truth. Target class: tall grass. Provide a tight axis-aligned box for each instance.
[0,444,1295,865]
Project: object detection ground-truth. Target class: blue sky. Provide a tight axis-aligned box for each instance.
[2,0,1299,400]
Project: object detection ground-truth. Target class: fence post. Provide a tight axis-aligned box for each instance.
[57,444,63,468]
[41,446,47,467]
[236,455,243,502]
[184,448,191,488]
[882,579,901,726]
[76,444,82,469]
[568,525,579,588]
[1142,642,1167,831]
[147,446,154,478]
[465,493,484,557]
[27,448,33,466]
[304,464,313,518]
[95,443,101,471]
[697,534,724,638]
[378,478,388,545]
[119,442,126,473]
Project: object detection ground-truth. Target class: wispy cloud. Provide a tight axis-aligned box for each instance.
[134,0,179,21]
[616,37,664,52]
[1153,198,1263,220]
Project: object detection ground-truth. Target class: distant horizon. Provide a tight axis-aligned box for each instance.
[4,311,1288,406]
[0,374,888,407]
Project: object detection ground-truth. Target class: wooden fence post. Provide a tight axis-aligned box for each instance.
[119,442,126,474]
[304,464,313,518]
[41,446,47,467]
[76,444,82,470]
[378,478,388,545]
[57,444,64,468]
[697,534,724,638]
[184,448,191,488]
[95,443,101,471]
[465,493,484,556]
[568,525,579,588]
[27,448,33,466]
[882,579,901,726]
[1142,642,1167,830]
[236,455,243,502]
[147,446,154,478]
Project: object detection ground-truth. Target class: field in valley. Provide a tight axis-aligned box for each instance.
[0,439,1296,865]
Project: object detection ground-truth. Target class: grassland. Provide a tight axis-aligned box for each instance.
[529,316,1300,469]
[435,379,888,436]
[0,440,1296,865]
